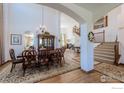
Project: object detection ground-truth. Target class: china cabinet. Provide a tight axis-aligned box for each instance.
[38,34,55,50]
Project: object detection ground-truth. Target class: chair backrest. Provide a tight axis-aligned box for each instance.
[22,50,37,63]
[58,47,65,57]
[38,49,50,60]
[53,48,60,58]
[28,50,37,61]
[22,50,29,62]
[9,49,16,60]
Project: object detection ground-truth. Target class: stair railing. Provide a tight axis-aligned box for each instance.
[93,30,105,43]
[114,36,120,65]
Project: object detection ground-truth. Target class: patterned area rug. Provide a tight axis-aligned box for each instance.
[0,61,80,83]
[72,57,100,65]
[72,57,80,62]
[95,63,124,82]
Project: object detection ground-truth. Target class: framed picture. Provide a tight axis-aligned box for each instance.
[93,16,108,30]
[11,34,22,45]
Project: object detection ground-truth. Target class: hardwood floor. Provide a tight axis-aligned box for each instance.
[39,69,121,83]
[39,49,121,83]
[0,62,11,73]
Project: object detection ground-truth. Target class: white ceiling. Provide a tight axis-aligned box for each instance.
[60,4,121,28]
[76,3,121,21]
[76,3,121,13]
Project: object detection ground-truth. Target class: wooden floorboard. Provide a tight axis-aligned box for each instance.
[39,69,121,83]
[40,49,121,83]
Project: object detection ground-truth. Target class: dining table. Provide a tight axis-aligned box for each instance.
[17,49,56,60]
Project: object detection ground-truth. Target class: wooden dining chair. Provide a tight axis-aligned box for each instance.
[9,49,23,72]
[38,49,50,70]
[51,48,61,67]
[22,50,37,76]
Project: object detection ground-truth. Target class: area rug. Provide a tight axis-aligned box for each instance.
[72,57,100,65]
[0,61,80,83]
[95,63,124,82]
[72,57,80,62]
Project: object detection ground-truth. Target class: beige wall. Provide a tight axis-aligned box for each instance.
[0,4,3,64]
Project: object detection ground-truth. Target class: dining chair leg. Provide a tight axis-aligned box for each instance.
[23,68,26,77]
[13,64,16,68]
[59,57,63,67]
[47,64,50,70]
[10,64,14,72]
[22,65,26,77]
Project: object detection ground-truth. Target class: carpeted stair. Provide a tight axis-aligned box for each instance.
[94,42,116,64]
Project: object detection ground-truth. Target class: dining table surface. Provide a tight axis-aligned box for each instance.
[17,49,56,58]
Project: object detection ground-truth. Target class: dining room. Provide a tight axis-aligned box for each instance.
[0,3,80,83]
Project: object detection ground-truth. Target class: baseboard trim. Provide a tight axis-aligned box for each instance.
[81,69,95,73]
[119,63,124,65]
[0,60,11,67]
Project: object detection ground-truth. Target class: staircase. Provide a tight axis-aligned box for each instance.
[94,42,116,64]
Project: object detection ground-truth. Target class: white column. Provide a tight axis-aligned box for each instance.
[80,23,94,72]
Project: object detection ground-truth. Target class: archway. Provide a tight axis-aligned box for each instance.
[40,3,94,72]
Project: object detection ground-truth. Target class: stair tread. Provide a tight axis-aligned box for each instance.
[94,51,114,55]
[94,42,116,63]
[95,48,114,52]
[95,59,114,63]
[98,46,114,49]
[94,53,114,58]
[95,56,114,62]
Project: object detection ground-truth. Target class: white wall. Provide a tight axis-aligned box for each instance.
[93,4,124,64]
[61,27,79,45]
[3,3,60,61]
[0,4,4,63]
[9,3,42,57]
[93,5,121,42]
[118,29,124,64]
[117,4,124,64]
[60,13,79,47]
[43,6,60,48]
[61,27,75,43]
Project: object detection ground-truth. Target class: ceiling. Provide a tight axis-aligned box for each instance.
[75,3,121,21]
[76,3,121,13]
[60,4,121,28]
